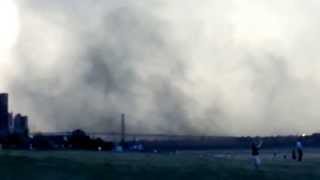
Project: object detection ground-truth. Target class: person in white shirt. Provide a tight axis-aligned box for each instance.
[296,141,303,162]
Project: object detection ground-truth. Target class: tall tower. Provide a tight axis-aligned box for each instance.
[0,93,9,135]
[121,113,126,144]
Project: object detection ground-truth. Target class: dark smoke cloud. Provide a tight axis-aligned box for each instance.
[10,0,196,134]
[6,0,320,136]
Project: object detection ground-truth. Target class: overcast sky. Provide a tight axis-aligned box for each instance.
[2,0,320,136]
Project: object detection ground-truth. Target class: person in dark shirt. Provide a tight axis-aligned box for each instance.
[292,149,296,160]
[251,140,263,169]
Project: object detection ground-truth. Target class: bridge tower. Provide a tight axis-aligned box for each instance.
[121,113,126,144]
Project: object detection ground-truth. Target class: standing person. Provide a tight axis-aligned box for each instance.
[251,140,263,169]
[296,140,303,162]
[291,149,296,160]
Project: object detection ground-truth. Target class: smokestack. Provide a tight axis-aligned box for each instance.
[121,113,126,144]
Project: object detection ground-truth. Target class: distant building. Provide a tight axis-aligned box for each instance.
[13,114,29,136]
[0,93,29,137]
[0,93,9,135]
[8,112,13,133]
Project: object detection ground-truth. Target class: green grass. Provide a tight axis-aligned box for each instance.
[0,150,319,180]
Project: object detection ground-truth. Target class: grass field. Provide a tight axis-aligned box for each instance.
[0,149,320,180]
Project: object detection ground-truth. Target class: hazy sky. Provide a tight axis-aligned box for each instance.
[1,0,320,136]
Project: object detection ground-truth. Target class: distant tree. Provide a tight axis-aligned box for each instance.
[32,134,52,150]
[5,133,29,149]
[67,129,114,150]
[68,129,91,149]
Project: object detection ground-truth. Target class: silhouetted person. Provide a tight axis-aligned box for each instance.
[296,141,303,162]
[283,155,287,159]
[292,149,296,160]
[272,152,277,160]
[251,140,263,169]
